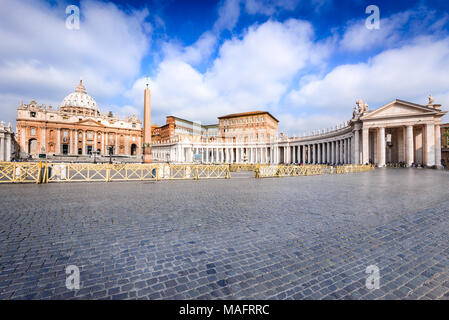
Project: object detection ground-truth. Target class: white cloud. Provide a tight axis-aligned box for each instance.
[128,18,328,127]
[287,37,449,117]
[340,7,449,53]
[161,32,217,66]
[214,0,241,32]
[0,0,150,123]
[243,0,300,16]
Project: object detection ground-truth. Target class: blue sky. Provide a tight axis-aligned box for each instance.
[1,0,449,134]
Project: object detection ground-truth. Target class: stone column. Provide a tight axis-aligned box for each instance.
[335,141,339,164]
[82,131,87,155]
[435,124,442,167]
[340,140,344,164]
[362,128,369,165]
[322,143,326,164]
[326,142,330,163]
[425,123,436,167]
[41,127,46,153]
[331,141,335,164]
[302,145,305,164]
[0,135,4,161]
[6,133,11,161]
[72,130,76,155]
[379,127,386,167]
[406,125,414,166]
[57,128,61,154]
[317,144,321,164]
[354,129,360,164]
[307,144,311,164]
[21,127,26,155]
[92,131,96,154]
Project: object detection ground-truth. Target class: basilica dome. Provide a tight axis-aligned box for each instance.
[61,80,97,109]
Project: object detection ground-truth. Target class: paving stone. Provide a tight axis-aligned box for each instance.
[0,169,448,300]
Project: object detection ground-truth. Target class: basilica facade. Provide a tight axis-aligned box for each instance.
[16,81,142,160]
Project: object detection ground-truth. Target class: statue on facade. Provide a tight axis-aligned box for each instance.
[356,99,368,114]
[428,94,434,105]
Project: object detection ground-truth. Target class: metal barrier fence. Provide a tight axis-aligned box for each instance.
[229,164,258,172]
[255,164,374,178]
[0,162,230,184]
[0,162,374,183]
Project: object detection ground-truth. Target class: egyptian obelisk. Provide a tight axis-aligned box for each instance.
[143,82,152,163]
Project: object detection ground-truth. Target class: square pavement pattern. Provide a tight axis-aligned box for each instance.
[0,168,448,300]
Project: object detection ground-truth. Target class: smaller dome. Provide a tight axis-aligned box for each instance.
[61,80,97,109]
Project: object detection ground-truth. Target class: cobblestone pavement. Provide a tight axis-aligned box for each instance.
[0,168,448,300]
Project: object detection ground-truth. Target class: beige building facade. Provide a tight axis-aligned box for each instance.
[16,81,143,160]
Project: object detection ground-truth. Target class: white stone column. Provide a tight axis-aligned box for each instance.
[425,123,436,167]
[326,142,330,163]
[340,140,344,164]
[21,127,26,155]
[322,143,326,164]
[307,144,312,164]
[331,141,335,164]
[6,133,11,161]
[435,124,442,167]
[354,129,360,164]
[406,125,414,167]
[379,127,386,167]
[301,145,305,164]
[317,144,321,164]
[362,128,369,165]
[335,141,339,164]
[0,135,4,161]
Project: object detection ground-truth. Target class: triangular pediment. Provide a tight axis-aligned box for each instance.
[75,118,105,127]
[361,99,440,120]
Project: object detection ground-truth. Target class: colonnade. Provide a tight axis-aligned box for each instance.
[280,137,353,165]
[174,145,272,164]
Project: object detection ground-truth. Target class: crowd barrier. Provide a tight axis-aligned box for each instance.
[0,162,374,184]
[0,162,230,184]
[229,164,258,172]
[255,164,374,178]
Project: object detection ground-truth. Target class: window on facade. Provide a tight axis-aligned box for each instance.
[79,132,82,138]
[88,132,93,139]
[63,131,68,137]
[31,128,36,135]
[30,112,36,118]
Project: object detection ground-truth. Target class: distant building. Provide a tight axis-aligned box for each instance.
[152,116,219,144]
[218,111,279,143]
[15,81,142,160]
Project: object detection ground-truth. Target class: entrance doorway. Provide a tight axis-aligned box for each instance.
[28,139,38,155]
[131,144,137,156]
